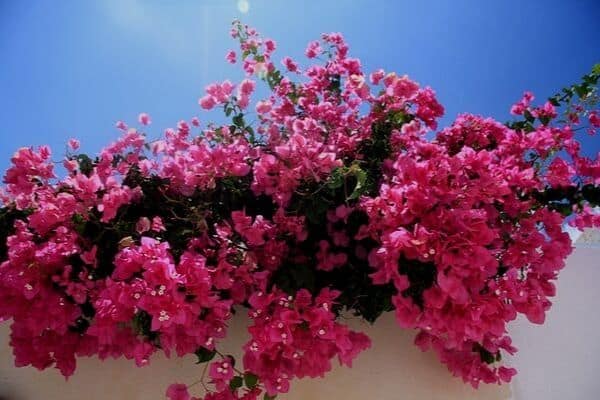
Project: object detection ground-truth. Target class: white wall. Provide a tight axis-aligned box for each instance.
[509,244,600,400]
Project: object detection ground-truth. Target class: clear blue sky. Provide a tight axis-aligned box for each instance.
[0,0,598,172]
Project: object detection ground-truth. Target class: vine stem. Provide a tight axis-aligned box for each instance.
[188,360,210,393]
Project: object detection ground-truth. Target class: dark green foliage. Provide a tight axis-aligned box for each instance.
[398,257,437,309]
[329,260,397,323]
[0,206,31,261]
[72,168,276,284]
[327,74,342,96]
[132,310,160,344]
[229,376,243,391]
[212,175,276,221]
[581,184,600,206]
[473,343,501,365]
[358,110,413,195]
[266,69,283,91]
[68,317,90,334]
[273,173,397,323]
[74,154,96,177]
[270,262,317,295]
[244,372,259,389]
[80,300,96,318]
[194,347,217,364]
[533,184,600,216]
[506,120,535,133]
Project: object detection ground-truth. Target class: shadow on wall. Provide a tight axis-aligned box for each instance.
[0,387,25,400]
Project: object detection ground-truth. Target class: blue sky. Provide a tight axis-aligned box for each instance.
[0,0,598,173]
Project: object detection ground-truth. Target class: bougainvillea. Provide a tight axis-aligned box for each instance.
[1,21,599,399]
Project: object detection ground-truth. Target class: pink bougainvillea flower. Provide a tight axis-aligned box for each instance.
[68,139,80,150]
[226,50,237,64]
[138,113,151,126]
[166,384,191,400]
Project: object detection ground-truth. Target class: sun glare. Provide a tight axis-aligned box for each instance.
[237,0,250,14]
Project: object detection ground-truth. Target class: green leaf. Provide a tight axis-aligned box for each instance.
[263,394,276,400]
[227,354,236,368]
[71,213,86,235]
[244,372,259,389]
[538,115,551,126]
[76,154,94,176]
[245,125,255,139]
[266,70,283,90]
[573,84,588,98]
[288,89,299,104]
[328,74,341,94]
[327,167,346,190]
[523,110,535,124]
[548,97,560,107]
[233,114,245,128]
[473,343,497,365]
[389,110,410,126]
[348,166,367,200]
[194,347,216,364]
[229,376,243,391]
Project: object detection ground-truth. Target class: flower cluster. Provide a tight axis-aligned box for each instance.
[243,288,370,396]
[0,21,599,399]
